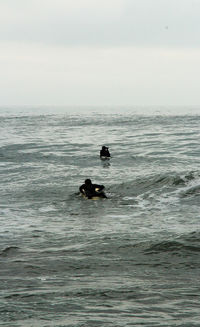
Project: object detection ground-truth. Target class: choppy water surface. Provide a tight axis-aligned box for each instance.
[0,107,200,326]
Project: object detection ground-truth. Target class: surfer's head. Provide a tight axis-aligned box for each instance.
[85,179,92,186]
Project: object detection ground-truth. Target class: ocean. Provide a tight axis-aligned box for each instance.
[0,106,200,327]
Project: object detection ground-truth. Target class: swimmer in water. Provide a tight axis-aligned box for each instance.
[79,179,107,199]
[100,146,110,158]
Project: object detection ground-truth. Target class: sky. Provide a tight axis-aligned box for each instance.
[0,0,200,107]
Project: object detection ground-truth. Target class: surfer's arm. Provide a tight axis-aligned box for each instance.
[79,185,86,194]
[94,184,105,192]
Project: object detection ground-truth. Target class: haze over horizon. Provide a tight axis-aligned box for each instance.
[1,0,200,107]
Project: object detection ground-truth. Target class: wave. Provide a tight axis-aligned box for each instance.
[180,184,200,198]
[109,171,200,199]
[0,246,19,257]
[144,240,200,254]
[114,231,200,259]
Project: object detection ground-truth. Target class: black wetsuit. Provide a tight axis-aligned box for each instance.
[79,183,106,199]
[100,148,110,158]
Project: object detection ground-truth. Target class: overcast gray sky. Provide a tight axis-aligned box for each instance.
[1,0,200,106]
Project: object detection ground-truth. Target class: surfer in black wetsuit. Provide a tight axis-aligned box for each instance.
[79,179,107,199]
[100,146,110,158]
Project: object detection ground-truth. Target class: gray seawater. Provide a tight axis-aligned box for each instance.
[0,107,200,327]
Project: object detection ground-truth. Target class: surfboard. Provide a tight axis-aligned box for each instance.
[81,193,106,200]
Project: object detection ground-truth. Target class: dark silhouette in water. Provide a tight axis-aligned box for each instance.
[79,179,107,199]
[100,146,110,158]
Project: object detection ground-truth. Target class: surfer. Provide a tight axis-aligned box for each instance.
[79,179,107,199]
[100,146,110,158]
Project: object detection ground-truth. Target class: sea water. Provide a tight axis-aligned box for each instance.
[0,106,200,327]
